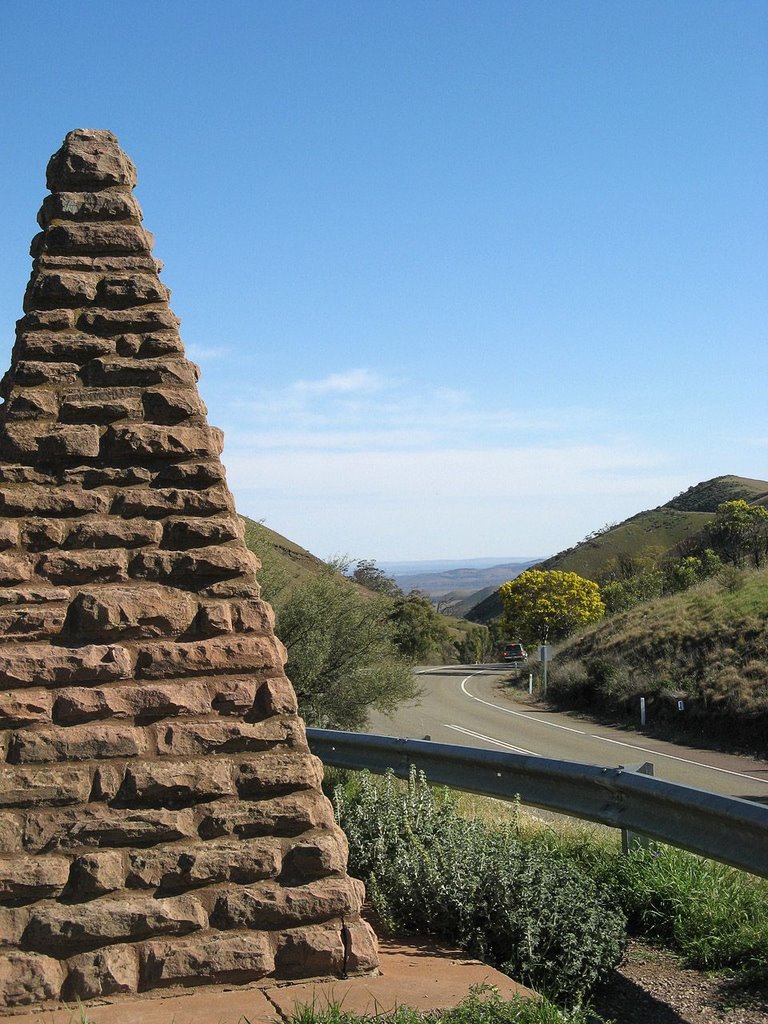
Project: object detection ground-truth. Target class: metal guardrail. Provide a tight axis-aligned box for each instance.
[307,729,768,878]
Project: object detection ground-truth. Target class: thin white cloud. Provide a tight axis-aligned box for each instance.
[216,366,693,559]
[291,368,385,395]
[225,428,439,451]
[224,445,674,502]
[222,444,687,561]
[225,367,605,449]
[186,344,230,362]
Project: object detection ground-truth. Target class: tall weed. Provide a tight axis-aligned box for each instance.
[286,985,598,1024]
[613,846,768,979]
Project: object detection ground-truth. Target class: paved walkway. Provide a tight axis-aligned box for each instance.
[1,937,534,1023]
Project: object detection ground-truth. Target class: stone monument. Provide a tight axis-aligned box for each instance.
[0,129,378,1006]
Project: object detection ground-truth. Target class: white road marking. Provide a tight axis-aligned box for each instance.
[459,672,768,787]
[460,675,586,734]
[445,723,540,756]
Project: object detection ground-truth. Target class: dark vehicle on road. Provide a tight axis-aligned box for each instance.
[502,643,527,662]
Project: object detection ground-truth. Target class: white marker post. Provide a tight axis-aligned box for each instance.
[640,696,646,726]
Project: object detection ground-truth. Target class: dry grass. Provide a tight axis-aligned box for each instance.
[549,567,768,754]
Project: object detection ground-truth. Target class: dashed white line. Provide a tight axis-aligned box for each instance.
[459,671,768,787]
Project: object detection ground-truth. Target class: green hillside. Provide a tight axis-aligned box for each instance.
[462,505,711,625]
[241,515,480,655]
[465,475,768,625]
[548,566,768,755]
[439,584,499,618]
[665,474,768,512]
[241,515,329,599]
[538,507,714,579]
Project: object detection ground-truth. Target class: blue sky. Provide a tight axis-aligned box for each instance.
[0,1,765,561]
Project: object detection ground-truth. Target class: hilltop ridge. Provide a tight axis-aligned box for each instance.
[465,475,768,624]
[664,475,768,512]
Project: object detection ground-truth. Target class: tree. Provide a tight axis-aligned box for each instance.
[602,566,667,613]
[348,558,402,597]
[388,592,453,662]
[665,555,705,593]
[499,569,605,644]
[273,567,417,730]
[699,547,723,578]
[456,624,492,664]
[705,500,768,568]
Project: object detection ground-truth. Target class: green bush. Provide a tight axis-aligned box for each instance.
[331,766,768,994]
[529,828,768,982]
[333,770,626,1006]
[274,567,417,729]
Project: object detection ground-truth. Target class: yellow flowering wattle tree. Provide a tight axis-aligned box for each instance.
[499,569,605,645]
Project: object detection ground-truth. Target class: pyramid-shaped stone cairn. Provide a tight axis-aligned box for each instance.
[0,129,378,1007]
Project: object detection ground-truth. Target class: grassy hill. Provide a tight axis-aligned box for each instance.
[547,566,768,756]
[464,475,768,625]
[537,507,713,579]
[241,516,329,599]
[437,584,499,618]
[664,475,768,512]
[241,515,480,657]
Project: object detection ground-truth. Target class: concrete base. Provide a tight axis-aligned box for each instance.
[0,937,535,1023]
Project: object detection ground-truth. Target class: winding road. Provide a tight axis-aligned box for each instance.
[367,664,768,802]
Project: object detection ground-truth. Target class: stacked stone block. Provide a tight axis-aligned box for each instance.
[0,129,378,1007]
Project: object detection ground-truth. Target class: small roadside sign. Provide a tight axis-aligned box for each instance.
[538,644,552,662]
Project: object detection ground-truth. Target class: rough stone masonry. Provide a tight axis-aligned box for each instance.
[0,129,378,1007]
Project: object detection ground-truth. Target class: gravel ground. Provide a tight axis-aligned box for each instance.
[589,941,768,1024]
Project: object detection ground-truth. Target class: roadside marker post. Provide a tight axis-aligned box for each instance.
[620,761,655,853]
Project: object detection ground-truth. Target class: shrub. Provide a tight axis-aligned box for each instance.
[274,567,417,729]
[334,769,626,1006]
[533,829,768,982]
[718,564,746,592]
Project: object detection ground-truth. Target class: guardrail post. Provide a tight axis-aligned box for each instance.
[620,761,654,853]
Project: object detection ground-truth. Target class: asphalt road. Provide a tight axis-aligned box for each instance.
[366,664,768,802]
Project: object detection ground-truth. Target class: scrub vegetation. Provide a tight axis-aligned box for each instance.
[243,520,489,728]
[283,987,597,1024]
[549,564,768,754]
[332,769,627,1007]
[328,769,768,1011]
[72,987,596,1024]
